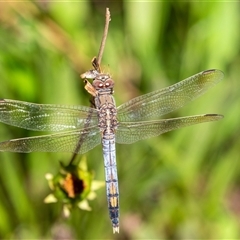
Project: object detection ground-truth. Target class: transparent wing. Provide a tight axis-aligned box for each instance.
[0,99,98,131]
[117,69,224,122]
[0,126,101,154]
[116,114,223,144]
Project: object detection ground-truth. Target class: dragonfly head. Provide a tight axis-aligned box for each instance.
[92,74,114,92]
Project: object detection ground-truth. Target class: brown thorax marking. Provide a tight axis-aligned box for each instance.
[81,70,118,135]
[98,101,118,135]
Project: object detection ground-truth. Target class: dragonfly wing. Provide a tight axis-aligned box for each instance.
[0,126,101,154]
[117,69,224,122]
[116,114,223,144]
[0,99,98,131]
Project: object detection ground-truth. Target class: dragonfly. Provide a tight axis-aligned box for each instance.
[0,67,223,233]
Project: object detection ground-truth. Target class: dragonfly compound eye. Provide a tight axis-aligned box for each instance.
[93,80,104,89]
[105,79,114,88]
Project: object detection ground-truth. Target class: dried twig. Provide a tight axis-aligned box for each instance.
[95,8,111,72]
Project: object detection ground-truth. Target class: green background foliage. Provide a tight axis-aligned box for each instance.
[0,1,239,239]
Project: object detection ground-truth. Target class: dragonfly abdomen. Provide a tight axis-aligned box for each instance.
[102,137,120,233]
